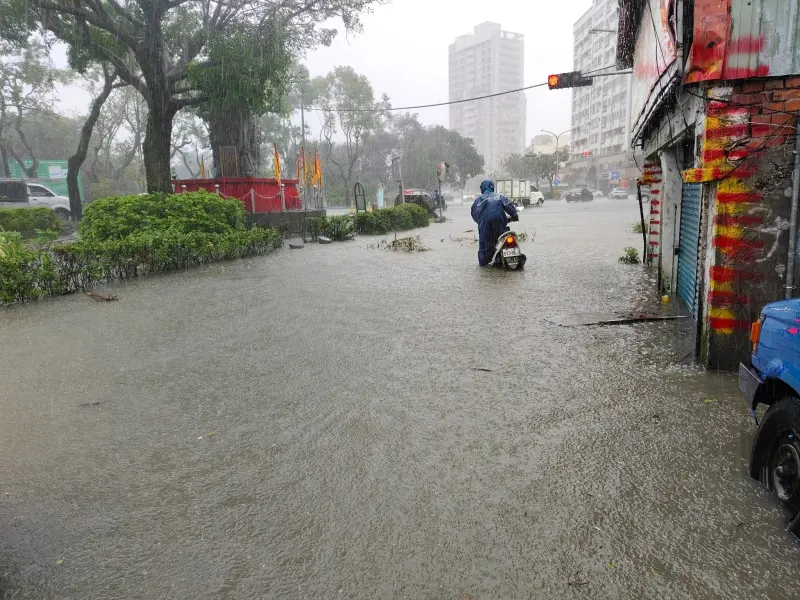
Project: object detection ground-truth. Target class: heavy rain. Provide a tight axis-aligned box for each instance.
[2,0,800,598]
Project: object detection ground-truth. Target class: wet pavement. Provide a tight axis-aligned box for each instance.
[1,198,798,599]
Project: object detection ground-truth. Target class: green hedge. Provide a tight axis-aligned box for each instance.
[80,191,246,241]
[0,208,61,239]
[305,204,429,240]
[1,192,283,305]
[0,227,283,304]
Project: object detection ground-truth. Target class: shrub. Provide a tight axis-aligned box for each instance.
[79,191,246,241]
[632,221,645,234]
[354,204,429,235]
[0,227,284,304]
[0,232,57,303]
[619,246,640,264]
[0,208,61,239]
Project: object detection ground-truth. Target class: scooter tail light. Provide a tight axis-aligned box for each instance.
[506,236,515,245]
[750,317,763,353]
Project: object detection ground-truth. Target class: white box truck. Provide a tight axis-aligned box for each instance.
[495,179,544,207]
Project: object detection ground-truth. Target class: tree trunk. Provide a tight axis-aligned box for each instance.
[0,143,8,178]
[207,110,259,177]
[67,72,118,219]
[143,100,177,193]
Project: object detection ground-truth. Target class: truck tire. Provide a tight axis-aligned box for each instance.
[749,397,800,510]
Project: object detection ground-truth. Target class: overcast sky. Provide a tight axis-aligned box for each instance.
[57,0,594,143]
[303,0,593,143]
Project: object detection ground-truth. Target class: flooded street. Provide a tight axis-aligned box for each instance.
[1,198,798,599]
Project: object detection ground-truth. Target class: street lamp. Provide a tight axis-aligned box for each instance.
[541,129,571,181]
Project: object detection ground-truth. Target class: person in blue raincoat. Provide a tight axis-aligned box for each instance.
[471,179,521,266]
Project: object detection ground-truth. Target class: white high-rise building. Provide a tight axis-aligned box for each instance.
[570,0,634,190]
[449,22,526,174]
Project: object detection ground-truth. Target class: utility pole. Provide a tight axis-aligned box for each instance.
[541,129,571,181]
[299,82,306,210]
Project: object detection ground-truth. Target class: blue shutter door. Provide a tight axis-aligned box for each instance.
[677,183,703,319]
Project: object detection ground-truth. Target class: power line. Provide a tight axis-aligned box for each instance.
[307,64,625,113]
[307,82,547,112]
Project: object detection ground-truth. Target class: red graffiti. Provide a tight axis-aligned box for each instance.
[716,191,762,203]
[707,290,748,307]
[709,317,751,331]
[714,214,764,226]
[705,123,749,139]
[710,266,764,283]
[726,35,765,55]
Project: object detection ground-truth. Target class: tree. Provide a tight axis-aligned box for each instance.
[67,65,125,218]
[389,115,483,193]
[315,66,389,206]
[189,20,292,177]
[9,0,382,193]
[501,153,535,180]
[0,38,70,178]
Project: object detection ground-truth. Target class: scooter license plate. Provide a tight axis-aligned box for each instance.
[502,247,520,258]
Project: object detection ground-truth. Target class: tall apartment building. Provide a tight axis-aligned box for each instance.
[570,0,635,190]
[449,22,526,174]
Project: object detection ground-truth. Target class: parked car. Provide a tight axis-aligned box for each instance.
[0,179,71,216]
[397,189,437,214]
[740,299,800,535]
[611,188,629,199]
[589,190,603,198]
[564,188,593,202]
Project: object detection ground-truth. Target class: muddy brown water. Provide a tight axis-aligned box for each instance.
[1,199,798,599]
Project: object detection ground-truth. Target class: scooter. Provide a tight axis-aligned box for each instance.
[491,229,526,270]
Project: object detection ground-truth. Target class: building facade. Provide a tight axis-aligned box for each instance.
[617,0,800,370]
[531,133,571,155]
[570,0,637,192]
[449,22,526,174]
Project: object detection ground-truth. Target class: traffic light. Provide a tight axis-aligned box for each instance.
[547,71,593,90]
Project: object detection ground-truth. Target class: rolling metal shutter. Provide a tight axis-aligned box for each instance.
[677,183,703,319]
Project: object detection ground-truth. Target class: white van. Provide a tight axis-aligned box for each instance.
[0,179,71,216]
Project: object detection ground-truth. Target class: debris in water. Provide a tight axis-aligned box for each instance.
[434,216,447,224]
[318,236,332,244]
[704,398,714,404]
[79,401,101,408]
[289,243,304,249]
[55,560,63,566]
[449,234,478,245]
[207,431,216,438]
[472,367,493,372]
[464,229,474,233]
[370,236,429,252]
[608,560,617,569]
[547,312,688,326]
[85,291,118,302]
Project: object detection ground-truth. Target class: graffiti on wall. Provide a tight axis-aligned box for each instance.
[630,0,678,130]
[640,160,663,264]
[685,0,789,83]
[682,87,793,334]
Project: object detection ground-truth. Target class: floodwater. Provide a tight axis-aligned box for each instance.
[0,198,798,599]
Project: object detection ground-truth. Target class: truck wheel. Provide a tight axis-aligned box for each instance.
[750,397,800,510]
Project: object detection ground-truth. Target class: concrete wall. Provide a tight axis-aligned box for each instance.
[249,210,326,237]
[658,152,682,294]
[684,78,798,370]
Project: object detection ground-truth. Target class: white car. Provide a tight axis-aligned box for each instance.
[530,185,545,205]
[0,179,71,216]
[589,189,603,198]
[611,188,629,199]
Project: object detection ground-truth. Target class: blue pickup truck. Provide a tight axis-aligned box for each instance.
[740,299,800,534]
